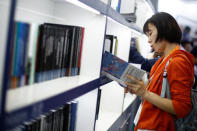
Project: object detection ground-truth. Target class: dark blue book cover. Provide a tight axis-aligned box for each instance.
[69,101,78,131]
[102,51,145,87]
[102,51,128,79]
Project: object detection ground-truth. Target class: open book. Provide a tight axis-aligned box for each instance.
[101,51,146,87]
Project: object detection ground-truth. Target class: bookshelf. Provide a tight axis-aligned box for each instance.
[0,0,155,130]
[95,0,154,130]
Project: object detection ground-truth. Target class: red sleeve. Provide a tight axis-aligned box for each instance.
[167,56,194,118]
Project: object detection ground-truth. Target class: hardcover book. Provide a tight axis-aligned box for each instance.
[102,51,145,87]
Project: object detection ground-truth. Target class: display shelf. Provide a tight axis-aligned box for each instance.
[107,7,143,33]
[108,97,141,131]
[79,0,108,15]
[1,0,106,130]
[76,0,143,34]
[146,0,156,13]
[4,77,100,130]
[95,111,121,131]
[6,76,99,112]
[123,93,137,111]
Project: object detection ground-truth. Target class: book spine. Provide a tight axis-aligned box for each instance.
[71,27,79,76]
[35,25,45,83]
[69,101,78,131]
[9,22,17,89]
[78,27,85,75]
[68,27,76,76]
[57,29,65,78]
[65,27,74,76]
[63,102,71,131]
[61,29,69,77]
[29,24,39,84]
[74,28,81,76]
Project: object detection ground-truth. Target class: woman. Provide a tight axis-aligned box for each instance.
[126,12,194,131]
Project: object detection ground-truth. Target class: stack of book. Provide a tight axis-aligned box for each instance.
[8,22,85,89]
[14,101,78,131]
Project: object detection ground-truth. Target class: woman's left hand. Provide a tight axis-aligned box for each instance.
[125,75,147,97]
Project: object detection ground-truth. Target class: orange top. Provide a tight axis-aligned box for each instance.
[135,46,194,131]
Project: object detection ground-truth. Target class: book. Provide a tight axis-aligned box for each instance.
[69,101,78,131]
[9,21,30,88]
[101,51,146,87]
[63,102,72,131]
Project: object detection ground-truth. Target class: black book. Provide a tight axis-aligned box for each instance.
[61,29,69,77]
[35,24,47,82]
[52,27,65,78]
[71,27,80,76]
[66,27,75,76]
[24,121,32,131]
[40,115,46,131]
[77,27,85,75]
[52,109,61,131]
[42,111,53,131]
[59,106,64,131]
[44,25,56,81]
[35,118,41,131]
[63,102,71,131]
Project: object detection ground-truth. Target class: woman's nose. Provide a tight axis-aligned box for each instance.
[148,38,152,44]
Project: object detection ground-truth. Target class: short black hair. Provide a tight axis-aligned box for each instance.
[143,12,182,44]
[184,26,191,33]
[181,40,193,47]
[191,46,197,57]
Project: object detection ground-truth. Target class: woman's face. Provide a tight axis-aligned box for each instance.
[146,23,165,54]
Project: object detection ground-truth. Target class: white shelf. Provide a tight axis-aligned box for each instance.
[6,75,98,112]
[95,111,121,131]
[123,93,137,111]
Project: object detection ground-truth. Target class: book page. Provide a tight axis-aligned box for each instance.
[120,64,145,85]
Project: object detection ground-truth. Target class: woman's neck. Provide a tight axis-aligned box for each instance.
[163,42,178,57]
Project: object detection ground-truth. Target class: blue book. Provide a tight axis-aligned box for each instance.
[13,22,30,77]
[69,101,78,131]
[102,51,145,87]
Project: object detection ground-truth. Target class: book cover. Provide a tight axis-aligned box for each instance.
[40,115,46,131]
[56,28,66,78]
[63,102,71,131]
[77,27,85,75]
[35,25,46,83]
[102,51,145,87]
[69,101,78,131]
[24,121,32,131]
[10,21,30,88]
[59,106,64,131]
[45,111,53,131]
[61,29,69,77]
[28,24,39,85]
[65,27,75,76]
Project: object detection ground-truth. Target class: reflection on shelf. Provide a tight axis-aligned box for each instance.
[64,0,100,14]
